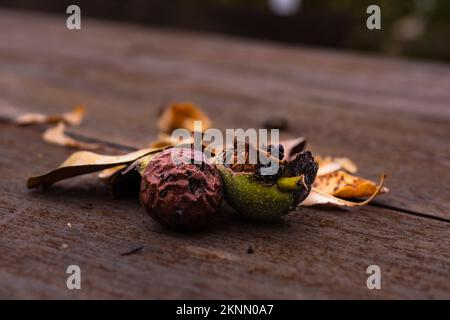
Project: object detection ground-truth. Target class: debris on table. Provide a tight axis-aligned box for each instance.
[25,102,388,231]
[27,147,166,188]
[11,105,100,150]
[43,122,101,150]
[120,246,144,256]
[157,102,211,134]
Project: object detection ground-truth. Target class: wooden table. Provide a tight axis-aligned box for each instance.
[0,9,449,299]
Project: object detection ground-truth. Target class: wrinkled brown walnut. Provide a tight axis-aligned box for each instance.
[140,148,223,231]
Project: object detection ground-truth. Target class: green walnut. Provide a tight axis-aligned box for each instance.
[217,147,319,221]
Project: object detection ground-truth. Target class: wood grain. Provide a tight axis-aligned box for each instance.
[0,10,449,299]
[1,124,449,299]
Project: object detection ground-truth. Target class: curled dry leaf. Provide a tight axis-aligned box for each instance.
[98,164,127,181]
[110,151,164,199]
[149,139,174,149]
[301,175,386,207]
[43,122,101,150]
[14,105,86,126]
[313,170,388,198]
[314,170,388,199]
[298,152,387,207]
[157,102,212,134]
[316,155,358,176]
[27,147,166,188]
[149,133,183,148]
[280,137,306,161]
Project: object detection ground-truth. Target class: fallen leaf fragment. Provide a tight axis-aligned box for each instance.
[150,133,219,157]
[14,105,86,126]
[280,137,306,160]
[313,170,388,198]
[120,246,144,256]
[98,164,127,180]
[316,156,358,176]
[149,139,174,149]
[149,133,182,148]
[301,175,386,207]
[27,147,166,188]
[43,122,101,150]
[157,102,212,133]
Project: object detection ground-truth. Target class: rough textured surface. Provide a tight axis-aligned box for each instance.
[0,10,448,219]
[0,10,449,299]
[140,148,223,230]
[219,167,294,221]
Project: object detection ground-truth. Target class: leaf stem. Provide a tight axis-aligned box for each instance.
[277,175,307,192]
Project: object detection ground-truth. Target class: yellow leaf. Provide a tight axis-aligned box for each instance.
[313,170,388,198]
[98,164,127,180]
[279,137,306,160]
[14,105,86,126]
[42,122,101,150]
[27,147,166,188]
[149,133,186,148]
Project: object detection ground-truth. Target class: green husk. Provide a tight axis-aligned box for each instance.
[218,165,295,221]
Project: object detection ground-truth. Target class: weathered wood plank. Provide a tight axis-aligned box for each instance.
[0,10,448,219]
[1,123,449,299]
[0,10,449,299]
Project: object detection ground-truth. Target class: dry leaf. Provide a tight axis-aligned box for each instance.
[98,164,127,180]
[60,105,86,126]
[150,133,201,148]
[149,134,182,148]
[43,122,101,150]
[280,137,306,160]
[316,156,358,176]
[157,102,212,133]
[313,170,388,198]
[301,175,386,207]
[27,147,166,188]
[149,139,174,148]
[14,105,86,126]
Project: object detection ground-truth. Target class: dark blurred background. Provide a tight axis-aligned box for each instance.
[1,0,449,62]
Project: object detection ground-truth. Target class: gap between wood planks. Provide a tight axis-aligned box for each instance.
[4,119,447,225]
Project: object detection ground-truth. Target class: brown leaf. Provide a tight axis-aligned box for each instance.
[14,105,86,126]
[42,122,101,150]
[301,175,386,207]
[280,137,306,160]
[316,156,358,176]
[313,170,388,198]
[157,102,212,133]
[98,164,127,180]
[262,116,289,131]
[149,134,184,148]
[149,140,174,148]
[27,147,166,188]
